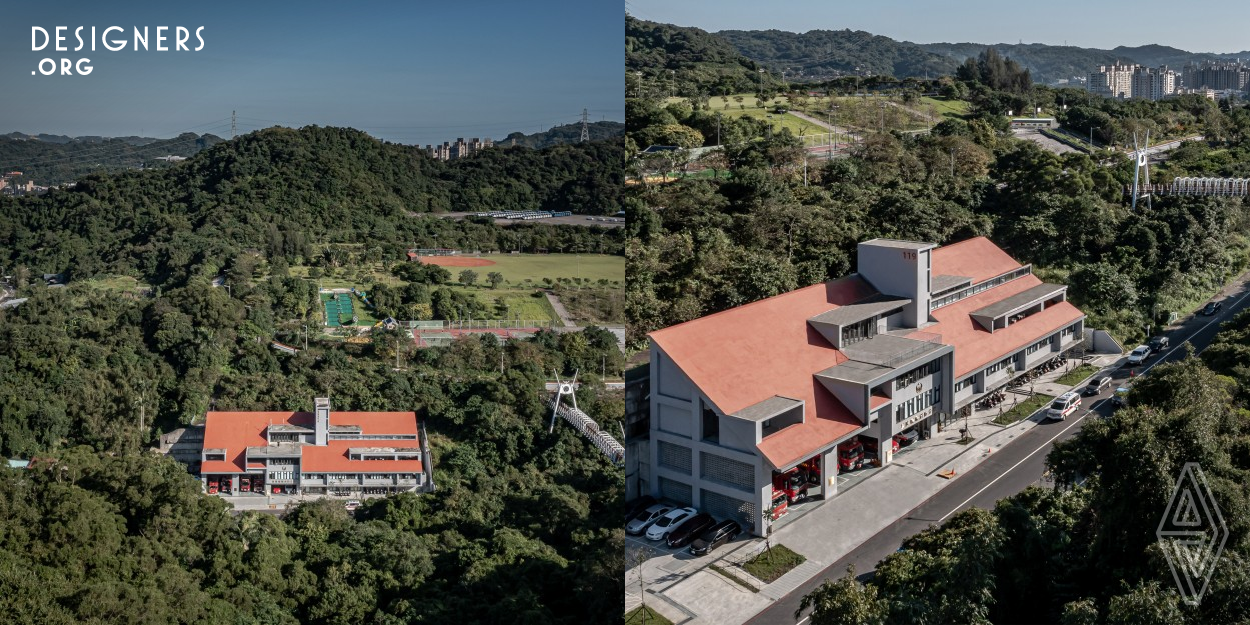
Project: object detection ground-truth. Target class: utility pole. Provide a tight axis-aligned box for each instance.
[950,148,955,178]
[715,112,721,146]
[231,110,236,139]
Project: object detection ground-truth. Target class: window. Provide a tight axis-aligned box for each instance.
[842,318,876,345]
[955,377,972,392]
[930,265,1033,311]
[987,357,1014,375]
[1026,338,1050,355]
[895,359,942,390]
[895,385,941,423]
[702,404,719,442]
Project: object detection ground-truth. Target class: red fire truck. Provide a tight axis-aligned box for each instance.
[772,458,821,504]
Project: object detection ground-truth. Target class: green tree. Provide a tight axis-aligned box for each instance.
[458,270,479,288]
[798,566,888,625]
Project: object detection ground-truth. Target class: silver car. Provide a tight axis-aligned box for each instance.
[626,504,671,535]
[646,507,697,541]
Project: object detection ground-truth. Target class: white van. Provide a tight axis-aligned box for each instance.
[1046,391,1081,421]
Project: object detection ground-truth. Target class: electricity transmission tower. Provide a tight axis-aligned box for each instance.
[579,108,590,143]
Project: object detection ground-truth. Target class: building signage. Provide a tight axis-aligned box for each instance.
[899,406,933,430]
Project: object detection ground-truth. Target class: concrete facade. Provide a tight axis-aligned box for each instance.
[645,238,1087,537]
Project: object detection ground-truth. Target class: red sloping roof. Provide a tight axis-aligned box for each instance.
[200,410,420,474]
[650,277,871,468]
[931,236,1025,283]
[756,380,862,469]
[922,274,1085,378]
[301,441,423,473]
[870,393,891,409]
[651,276,873,415]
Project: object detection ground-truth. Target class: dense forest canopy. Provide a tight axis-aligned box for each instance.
[0,132,223,187]
[0,122,626,622]
[0,126,625,285]
[626,16,767,97]
[647,19,1250,85]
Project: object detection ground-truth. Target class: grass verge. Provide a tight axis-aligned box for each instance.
[624,605,673,625]
[1055,364,1098,387]
[993,393,1055,425]
[741,544,806,584]
[710,564,758,593]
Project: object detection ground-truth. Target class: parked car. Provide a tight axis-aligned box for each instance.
[1126,345,1151,366]
[344,500,361,511]
[689,519,743,556]
[625,495,657,524]
[1112,386,1131,407]
[626,504,671,535]
[1202,301,1223,316]
[893,428,920,447]
[667,513,716,549]
[1083,376,1113,396]
[1148,336,1170,352]
[646,507,697,541]
[1046,391,1082,420]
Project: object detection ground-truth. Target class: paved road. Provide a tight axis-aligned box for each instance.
[751,278,1250,625]
[1012,129,1079,155]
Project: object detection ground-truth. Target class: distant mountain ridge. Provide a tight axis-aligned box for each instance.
[1,132,164,146]
[0,132,223,186]
[710,26,1250,84]
[498,120,624,149]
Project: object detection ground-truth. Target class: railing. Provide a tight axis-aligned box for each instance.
[549,398,625,465]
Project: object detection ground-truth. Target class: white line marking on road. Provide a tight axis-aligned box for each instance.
[937,409,1092,523]
[1141,284,1250,373]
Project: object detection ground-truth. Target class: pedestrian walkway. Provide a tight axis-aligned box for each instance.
[625,353,1124,625]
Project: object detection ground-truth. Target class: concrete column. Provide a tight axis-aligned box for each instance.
[821,449,838,497]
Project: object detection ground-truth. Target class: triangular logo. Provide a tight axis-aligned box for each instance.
[1172,488,1201,527]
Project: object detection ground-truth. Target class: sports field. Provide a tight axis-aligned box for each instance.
[421,253,623,285]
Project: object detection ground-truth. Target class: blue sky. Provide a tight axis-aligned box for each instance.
[1,0,623,144]
[628,0,1249,54]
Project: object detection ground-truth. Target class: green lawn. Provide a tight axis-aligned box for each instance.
[624,606,673,625]
[919,96,970,120]
[994,393,1055,426]
[447,287,559,324]
[466,253,624,285]
[741,544,806,583]
[286,253,620,325]
[1056,364,1099,387]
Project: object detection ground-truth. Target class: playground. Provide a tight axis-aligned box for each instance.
[320,289,379,327]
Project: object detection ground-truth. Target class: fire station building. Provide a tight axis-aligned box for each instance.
[646,238,1086,536]
[199,397,430,497]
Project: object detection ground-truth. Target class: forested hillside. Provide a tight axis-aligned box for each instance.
[637,19,1250,85]
[0,125,624,284]
[716,28,958,82]
[498,120,625,148]
[0,132,223,186]
[0,122,625,623]
[626,16,766,97]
